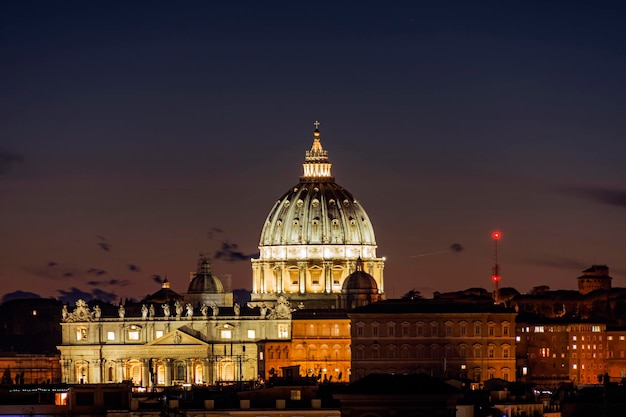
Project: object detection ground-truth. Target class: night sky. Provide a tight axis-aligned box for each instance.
[2,1,626,304]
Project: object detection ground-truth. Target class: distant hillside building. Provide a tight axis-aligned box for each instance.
[577,265,612,295]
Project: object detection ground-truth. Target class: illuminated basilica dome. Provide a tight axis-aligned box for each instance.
[251,123,385,308]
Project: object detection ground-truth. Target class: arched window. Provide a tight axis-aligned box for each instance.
[176,364,185,380]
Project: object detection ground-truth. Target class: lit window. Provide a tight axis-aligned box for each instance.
[515,336,521,342]
[247,329,256,339]
[278,324,289,339]
[534,326,544,333]
[572,364,577,369]
[107,331,115,341]
[620,336,625,341]
[221,330,232,339]
[290,390,301,400]
[572,344,577,350]
[155,330,164,338]
[608,336,613,341]
[128,331,139,340]
[572,336,577,341]
[76,328,87,341]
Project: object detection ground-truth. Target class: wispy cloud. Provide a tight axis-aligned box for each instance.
[0,148,24,175]
[563,185,626,209]
[57,287,119,304]
[526,257,589,271]
[213,241,259,262]
[87,278,130,287]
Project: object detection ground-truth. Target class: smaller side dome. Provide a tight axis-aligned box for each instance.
[188,257,224,294]
[144,277,183,303]
[342,258,378,291]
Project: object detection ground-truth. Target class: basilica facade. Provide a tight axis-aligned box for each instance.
[58,124,384,385]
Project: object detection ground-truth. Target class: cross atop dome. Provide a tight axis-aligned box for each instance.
[301,121,334,181]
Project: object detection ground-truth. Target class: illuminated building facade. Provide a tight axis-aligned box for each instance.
[57,297,291,385]
[263,310,351,382]
[348,301,517,383]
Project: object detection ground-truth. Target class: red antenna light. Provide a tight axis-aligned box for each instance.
[492,231,501,240]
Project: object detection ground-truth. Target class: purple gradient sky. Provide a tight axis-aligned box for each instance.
[2,1,626,303]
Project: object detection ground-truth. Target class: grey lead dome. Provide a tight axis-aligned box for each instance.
[259,128,376,247]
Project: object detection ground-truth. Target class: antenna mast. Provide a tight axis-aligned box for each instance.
[491,231,502,304]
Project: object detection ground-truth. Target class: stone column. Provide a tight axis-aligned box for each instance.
[323,261,333,293]
[260,262,266,293]
[164,359,172,386]
[202,358,210,385]
[186,359,193,384]
[116,360,125,383]
[276,262,285,293]
[61,359,73,384]
[251,262,259,294]
[298,261,307,294]
[141,359,150,388]
[376,261,385,293]
[91,359,102,383]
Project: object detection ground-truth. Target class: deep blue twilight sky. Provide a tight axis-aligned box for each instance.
[1,1,626,304]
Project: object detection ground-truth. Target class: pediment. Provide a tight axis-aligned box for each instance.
[147,328,208,347]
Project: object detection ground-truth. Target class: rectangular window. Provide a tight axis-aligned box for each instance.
[247,329,256,339]
[431,326,438,336]
[503,326,509,336]
[221,330,232,339]
[128,331,139,340]
[372,326,379,337]
[107,331,115,341]
[475,325,481,336]
[77,328,87,341]
[460,325,467,336]
[417,326,423,336]
[278,324,289,338]
[155,330,164,338]
[488,327,495,336]
[402,326,409,336]
[357,326,363,336]
[388,326,395,337]
[446,326,452,336]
